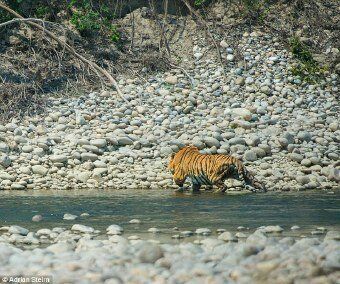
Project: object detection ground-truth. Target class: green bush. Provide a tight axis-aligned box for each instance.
[289,36,326,83]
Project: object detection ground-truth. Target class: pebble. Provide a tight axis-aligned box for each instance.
[32,215,43,222]
[218,231,237,242]
[63,214,78,221]
[195,228,211,235]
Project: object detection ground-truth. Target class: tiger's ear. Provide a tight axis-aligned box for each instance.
[170,153,175,160]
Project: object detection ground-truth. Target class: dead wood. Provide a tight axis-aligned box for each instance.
[0,2,129,103]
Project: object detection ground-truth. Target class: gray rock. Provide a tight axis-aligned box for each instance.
[195,228,211,235]
[0,172,15,181]
[81,153,98,162]
[160,146,173,157]
[289,153,304,163]
[21,145,33,153]
[262,225,284,233]
[10,183,26,190]
[204,137,220,148]
[76,171,91,183]
[117,136,134,146]
[138,243,164,263]
[8,225,29,236]
[148,227,161,233]
[244,150,257,161]
[218,231,237,242]
[50,154,68,163]
[0,142,9,153]
[296,175,310,185]
[47,242,75,254]
[71,224,95,234]
[324,231,340,241]
[31,165,48,176]
[107,224,123,235]
[90,139,107,148]
[0,155,11,168]
[32,215,43,222]
[63,213,78,220]
[229,138,246,146]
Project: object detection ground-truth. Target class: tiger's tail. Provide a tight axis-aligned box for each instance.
[235,160,266,192]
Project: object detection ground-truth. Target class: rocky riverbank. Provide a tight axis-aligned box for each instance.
[0,223,339,283]
[0,30,339,191]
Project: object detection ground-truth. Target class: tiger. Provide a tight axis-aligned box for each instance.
[168,145,266,193]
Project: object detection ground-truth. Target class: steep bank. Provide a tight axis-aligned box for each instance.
[0,30,338,191]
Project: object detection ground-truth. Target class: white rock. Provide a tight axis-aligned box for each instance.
[32,165,48,176]
[71,224,95,234]
[218,231,237,242]
[107,224,124,235]
[8,225,29,236]
[63,214,78,220]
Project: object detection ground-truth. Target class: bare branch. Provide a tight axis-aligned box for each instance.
[0,2,129,104]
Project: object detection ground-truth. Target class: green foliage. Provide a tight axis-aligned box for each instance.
[68,0,121,42]
[289,36,326,83]
[289,36,314,62]
[194,0,207,6]
[239,0,269,24]
[35,5,50,18]
[109,24,120,42]
[70,10,100,32]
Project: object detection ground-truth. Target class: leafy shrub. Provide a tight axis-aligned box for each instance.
[289,36,326,83]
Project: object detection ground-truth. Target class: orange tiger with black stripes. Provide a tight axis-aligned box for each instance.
[168,145,266,193]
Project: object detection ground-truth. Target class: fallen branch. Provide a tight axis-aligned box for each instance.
[169,63,195,88]
[0,2,129,103]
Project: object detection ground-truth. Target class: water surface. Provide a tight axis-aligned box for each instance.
[0,190,339,238]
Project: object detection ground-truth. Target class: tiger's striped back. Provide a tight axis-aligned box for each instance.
[168,145,266,192]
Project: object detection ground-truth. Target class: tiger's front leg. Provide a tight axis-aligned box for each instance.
[192,182,201,193]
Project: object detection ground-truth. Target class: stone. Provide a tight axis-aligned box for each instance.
[91,139,107,148]
[0,142,9,153]
[296,175,310,185]
[71,224,95,234]
[231,108,252,121]
[32,215,43,222]
[107,225,123,235]
[117,136,134,146]
[165,75,178,85]
[76,171,91,183]
[160,147,173,157]
[195,228,211,235]
[244,150,257,161]
[21,145,33,153]
[204,137,220,148]
[0,155,11,168]
[218,231,237,242]
[148,228,161,233]
[138,243,163,263]
[63,214,78,220]
[11,183,26,190]
[129,219,141,224]
[32,165,48,176]
[0,172,15,181]
[81,153,98,162]
[50,154,68,163]
[47,242,75,254]
[8,225,29,236]
[262,225,284,233]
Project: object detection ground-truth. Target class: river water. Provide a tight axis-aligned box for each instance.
[0,190,339,240]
